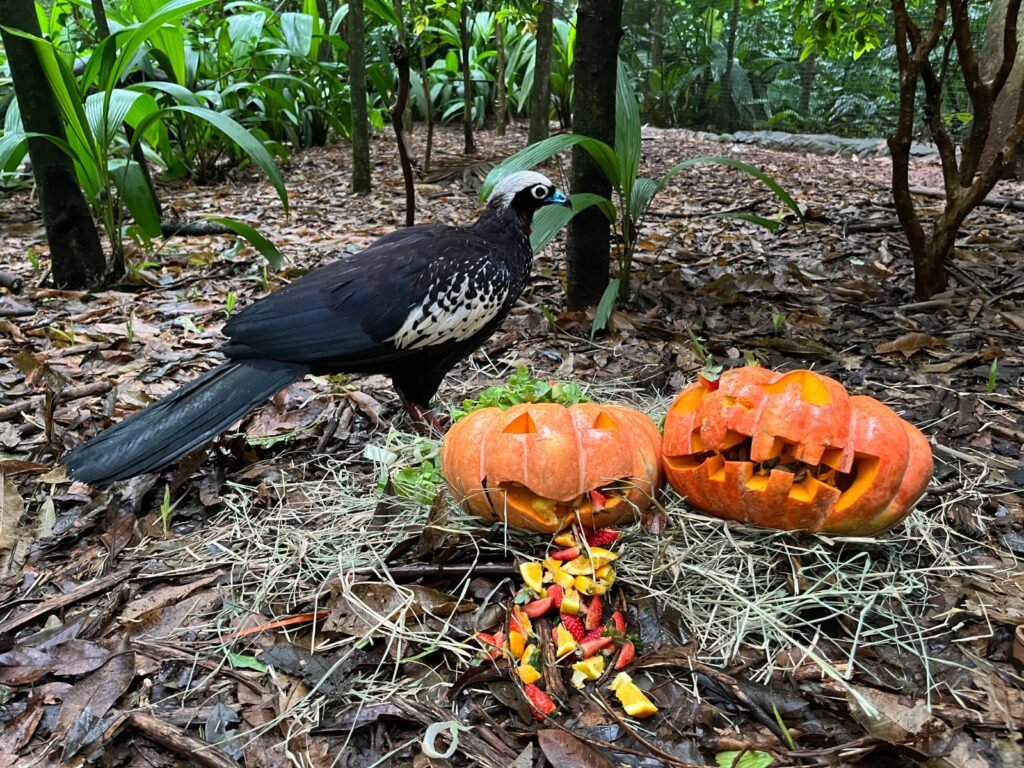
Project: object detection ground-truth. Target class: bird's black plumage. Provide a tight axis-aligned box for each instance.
[63,171,569,485]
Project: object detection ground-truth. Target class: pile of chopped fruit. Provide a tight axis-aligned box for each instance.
[475,526,659,720]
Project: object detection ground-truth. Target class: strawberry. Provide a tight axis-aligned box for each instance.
[589,489,607,511]
[560,612,586,642]
[585,527,620,547]
[609,610,626,634]
[582,628,605,642]
[614,640,636,670]
[524,683,556,719]
[585,595,603,631]
[580,636,614,658]
[550,546,581,561]
[547,584,564,609]
[524,596,554,618]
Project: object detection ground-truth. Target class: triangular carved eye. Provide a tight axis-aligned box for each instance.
[504,412,537,434]
[592,411,618,431]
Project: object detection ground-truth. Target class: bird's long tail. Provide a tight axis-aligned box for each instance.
[63,359,308,485]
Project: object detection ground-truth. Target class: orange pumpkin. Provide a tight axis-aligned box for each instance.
[662,368,932,535]
[442,402,663,533]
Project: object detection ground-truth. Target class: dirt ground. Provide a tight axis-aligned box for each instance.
[1,123,1022,767]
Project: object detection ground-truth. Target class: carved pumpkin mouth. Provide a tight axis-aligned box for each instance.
[664,427,890,519]
[664,434,880,510]
[481,480,629,529]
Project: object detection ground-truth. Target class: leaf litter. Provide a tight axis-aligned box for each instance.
[0,124,1022,766]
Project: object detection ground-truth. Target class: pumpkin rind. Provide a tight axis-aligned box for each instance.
[662,369,933,535]
[442,402,663,532]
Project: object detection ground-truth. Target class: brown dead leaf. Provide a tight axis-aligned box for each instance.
[875,332,946,357]
[324,583,469,637]
[56,640,136,761]
[0,640,112,685]
[121,572,220,622]
[537,729,615,768]
[0,472,25,564]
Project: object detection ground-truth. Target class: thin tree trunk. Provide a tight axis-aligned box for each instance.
[0,0,106,288]
[390,44,415,226]
[528,0,554,144]
[495,16,507,136]
[311,0,333,145]
[889,0,1024,298]
[720,0,740,130]
[460,2,476,154]
[420,51,434,172]
[348,0,371,193]
[566,0,623,309]
[393,0,413,133]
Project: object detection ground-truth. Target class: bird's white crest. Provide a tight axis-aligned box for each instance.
[486,170,555,208]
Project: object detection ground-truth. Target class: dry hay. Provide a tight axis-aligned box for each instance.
[135,378,1008,741]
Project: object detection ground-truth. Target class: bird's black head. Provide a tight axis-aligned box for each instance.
[486,171,570,231]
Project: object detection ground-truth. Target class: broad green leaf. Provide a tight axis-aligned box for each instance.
[203,216,284,269]
[84,89,150,149]
[0,132,28,175]
[109,158,162,237]
[529,193,615,254]
[3,30,97,160]
[110,0,211,101]
[715,750,773,768]
[591,278,619,338]
[130,0,188,84]
[164,105,289,213]
[226,12,265,61]
[133,80,202,107]
[629,177,660,225]
[614,59,641,201]
[280,12,315,58]
[227,652,268,673]
[672,156,803,221]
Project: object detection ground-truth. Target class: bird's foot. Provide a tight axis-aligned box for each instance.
[401,400,449,436]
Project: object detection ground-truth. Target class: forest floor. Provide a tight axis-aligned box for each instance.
[1,123,1022,768]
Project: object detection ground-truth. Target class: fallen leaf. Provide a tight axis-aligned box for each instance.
[875,332,946,356]
[537,729,615,768]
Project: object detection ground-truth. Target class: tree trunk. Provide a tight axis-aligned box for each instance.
[495,15,507,137]
[0,0,106,288]
[798,0,823,118]
[392,0,413,133]
[980,0,1024,176]
[390,44,415,226]
[312,0,334,145]
[420,50,435,172]
[460,2,476,154]
[889,0,1024,299]
[566,0,623,309]
[348,0,371,193]
[720,0,741,130]
[528,0,554,144]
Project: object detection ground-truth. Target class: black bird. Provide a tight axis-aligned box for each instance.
[63,171,569,485]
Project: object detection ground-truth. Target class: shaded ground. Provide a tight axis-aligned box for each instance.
[1,123,1022,767]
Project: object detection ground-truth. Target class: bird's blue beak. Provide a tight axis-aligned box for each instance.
[545,190,571,207]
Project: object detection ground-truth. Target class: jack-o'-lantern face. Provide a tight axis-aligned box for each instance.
[442,402,663,533]
[662,368,933,535]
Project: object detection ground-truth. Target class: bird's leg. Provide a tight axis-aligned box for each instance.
[396,391,449,435]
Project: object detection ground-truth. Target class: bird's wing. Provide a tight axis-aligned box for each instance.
[222,227,511,366]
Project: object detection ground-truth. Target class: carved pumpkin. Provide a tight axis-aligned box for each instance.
[442,402,663,533]
[662,368,933,535]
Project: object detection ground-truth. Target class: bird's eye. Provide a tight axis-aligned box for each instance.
[531,185,548,200]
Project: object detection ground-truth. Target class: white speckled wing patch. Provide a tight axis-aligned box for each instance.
[388,268,509,351]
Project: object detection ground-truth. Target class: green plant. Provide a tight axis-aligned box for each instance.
[483,61,802,332]
[451,366,588,421]
[0,0,288,269]
[987,358,998,394]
